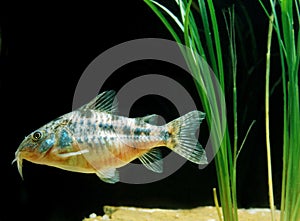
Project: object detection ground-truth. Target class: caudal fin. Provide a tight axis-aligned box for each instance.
[166,110,207,164]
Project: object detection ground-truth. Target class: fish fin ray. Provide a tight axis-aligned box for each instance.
[78,90,118,113]
[96,168,119,183]
[138,114,159,125]
[166,110,207,164]
[138,148,163,173]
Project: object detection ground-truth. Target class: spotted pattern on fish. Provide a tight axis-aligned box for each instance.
[59,129,73,148]
[14,91,207,184]
[122,125,131,134]
[39,134,56,152]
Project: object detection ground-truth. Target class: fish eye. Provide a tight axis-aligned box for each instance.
[32,131,43,141]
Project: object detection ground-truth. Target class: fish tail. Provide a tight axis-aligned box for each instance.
[165,110,207,164]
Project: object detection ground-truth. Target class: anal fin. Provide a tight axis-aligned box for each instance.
[138,148,163,173]
[96,168,119,184]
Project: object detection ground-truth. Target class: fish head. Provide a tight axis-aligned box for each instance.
[14,127,57,178]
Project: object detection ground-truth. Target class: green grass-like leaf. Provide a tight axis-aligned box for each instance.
[259,0,300,220]
[145,1,239,220]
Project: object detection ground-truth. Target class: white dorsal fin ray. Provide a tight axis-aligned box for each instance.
[78,90,118,113]
[96,168,119,183]
[138,148,163,173]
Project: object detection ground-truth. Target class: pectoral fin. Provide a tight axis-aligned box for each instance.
[96,168,119,184]
[57,149,89,158]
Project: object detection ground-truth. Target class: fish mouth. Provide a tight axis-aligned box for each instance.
[12,149,24,179]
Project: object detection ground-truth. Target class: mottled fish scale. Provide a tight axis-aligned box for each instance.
[69,111,120,167]
[67,110,164,168]
[14,90,207,183]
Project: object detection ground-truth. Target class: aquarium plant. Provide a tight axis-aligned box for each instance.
[144,0,241,220]
[260,0,300,220]
[145,0,299,221]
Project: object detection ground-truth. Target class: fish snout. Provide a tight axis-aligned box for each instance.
[13,143,39,179]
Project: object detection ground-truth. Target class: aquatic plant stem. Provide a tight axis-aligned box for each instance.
[200,2,237,220]
[213,188,223,221]
[260,0,300,220]
[236,120,256,160]
[281,1,300,219]
[265,14,275,221]
[223,8,238,221]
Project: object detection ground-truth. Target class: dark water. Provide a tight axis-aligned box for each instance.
[1,1,283,220]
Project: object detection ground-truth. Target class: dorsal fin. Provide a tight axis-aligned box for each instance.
[78,90,118,113]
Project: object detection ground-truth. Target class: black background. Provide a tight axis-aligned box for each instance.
[1,1,284,220]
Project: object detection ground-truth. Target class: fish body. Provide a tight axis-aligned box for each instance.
[14,91,207,183]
